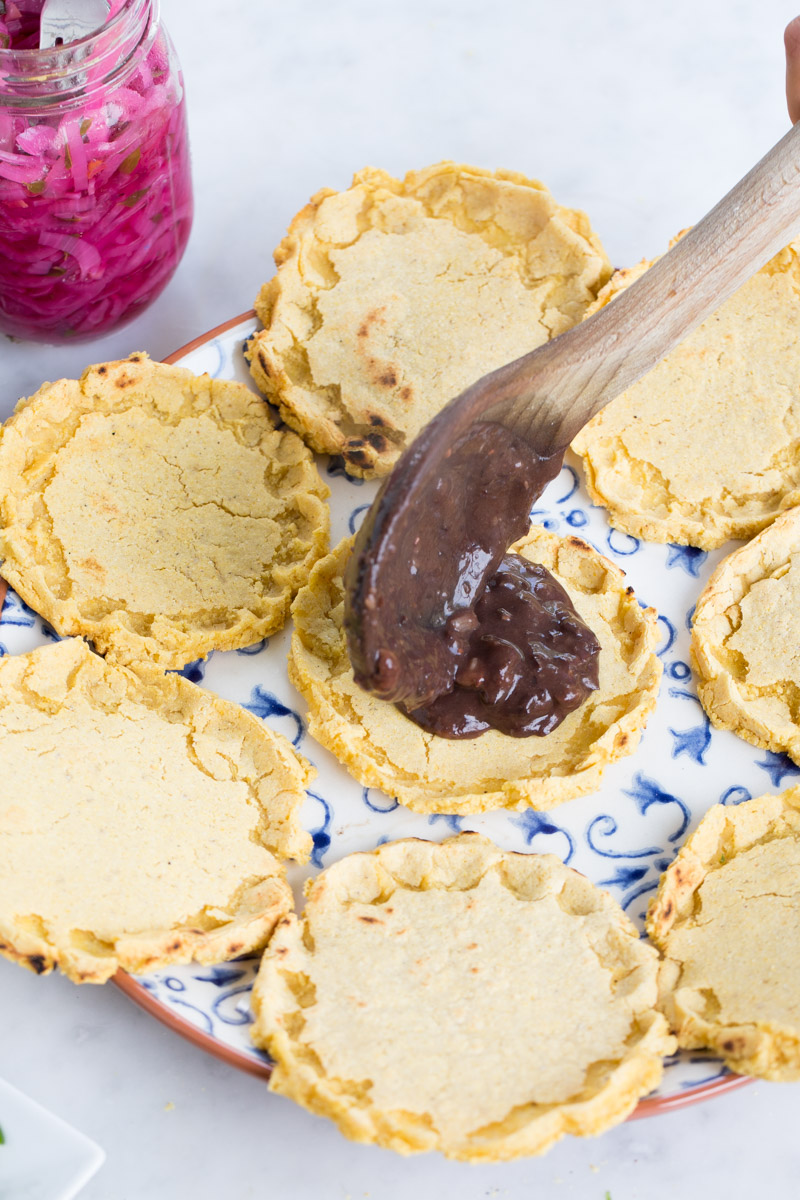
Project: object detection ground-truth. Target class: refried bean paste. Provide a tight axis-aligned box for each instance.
[343,420,600,740]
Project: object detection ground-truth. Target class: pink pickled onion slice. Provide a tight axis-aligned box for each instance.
[0,19,192,340]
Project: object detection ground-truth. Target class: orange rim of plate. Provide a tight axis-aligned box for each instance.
[111,311,753,1118]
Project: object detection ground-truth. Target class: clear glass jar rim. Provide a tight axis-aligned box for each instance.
[0,0,157,102]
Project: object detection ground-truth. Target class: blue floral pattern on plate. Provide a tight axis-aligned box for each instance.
[2,316,765,1110]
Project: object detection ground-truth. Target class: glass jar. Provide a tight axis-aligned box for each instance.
[0,0,193,342]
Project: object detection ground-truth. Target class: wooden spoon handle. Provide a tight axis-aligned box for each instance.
[493,118,800,449]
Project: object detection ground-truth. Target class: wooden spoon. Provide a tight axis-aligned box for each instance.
[345,120,800,708]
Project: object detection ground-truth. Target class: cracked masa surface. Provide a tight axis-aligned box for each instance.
[0,354,330,669]
[0,639,313,984]
[288,527,662,814]
[251,833,673,1161]
[572,238,800,549]
[246,162,611,477]
[647,789,800,1079]
[691,506,800,761]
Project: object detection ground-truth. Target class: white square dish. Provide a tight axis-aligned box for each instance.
[0,1077,104,1200]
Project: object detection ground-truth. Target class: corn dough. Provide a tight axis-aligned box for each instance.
[648,788,800,1079]
[288,527,662,813]
[247,162,610,477]
[0,639,313,983]
[691,505,800,760]
[251,833,673,1160]
[573,239,800,548]
[0,354,330,668]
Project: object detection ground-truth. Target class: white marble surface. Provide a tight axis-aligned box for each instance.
[3,1,800,1196]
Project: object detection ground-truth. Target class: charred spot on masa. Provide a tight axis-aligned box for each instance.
[344,445,370,466]
[357,307,386,339]
[79,555,105,575]
[369,413,386,427]
[617,733,628,748]
[168,939,182,952]
[378,369,398,388]
[357,915,380,924]
[673,863,688,886]
[367,431,387,453]
[129,354,142,363]
[227,942,243,955]
[568,536,588,549]
[400,385,412,401]
[722,1036,744,1054]
[276,945,289,957]
[115,374,134,388]
[258,350,273,377]
[28,954,47,975]
[97,365,107,375]
[661,898,674,920]
[626,585,635,596]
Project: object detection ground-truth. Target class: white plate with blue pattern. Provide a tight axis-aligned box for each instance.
[5,312,770,1117]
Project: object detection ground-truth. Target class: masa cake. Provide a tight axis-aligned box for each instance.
[0,354,330,669]
[0,638,313,984]
[691,505,800,761]
[251,833,674,1161]
[573,237,800,549]
[247,161,611,477]
[648,788,800,1079]
[288,527,661,813]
